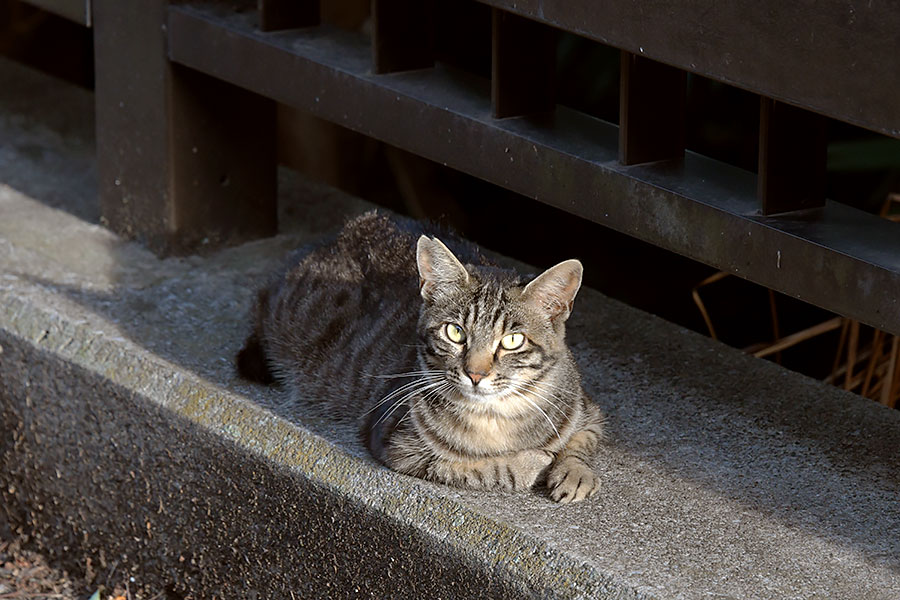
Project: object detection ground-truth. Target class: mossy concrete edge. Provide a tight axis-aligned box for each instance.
[0,285,647,599]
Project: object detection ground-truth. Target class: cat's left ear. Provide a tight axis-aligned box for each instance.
[416,236,470,302]
[522,259,583,322]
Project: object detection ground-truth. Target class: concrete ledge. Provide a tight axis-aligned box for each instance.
[0,190,634,598]
[2,57,900,599]
[0,295,623,598]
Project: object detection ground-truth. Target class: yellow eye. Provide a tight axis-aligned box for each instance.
[445,323,466,344]
[500,333,525,350]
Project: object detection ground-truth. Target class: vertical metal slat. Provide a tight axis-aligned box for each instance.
[372,0,434,74]
[619,51,686,165]
[758,98,827,215]
[491,8,556,119]
[258,0,319,32]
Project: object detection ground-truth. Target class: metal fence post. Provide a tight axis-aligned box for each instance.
[93,0,277,256]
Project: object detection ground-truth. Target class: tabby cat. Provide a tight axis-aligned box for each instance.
[237,211,603,503]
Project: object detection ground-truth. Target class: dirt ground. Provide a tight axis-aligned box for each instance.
[0,533,76,600]
[0,531,159,600]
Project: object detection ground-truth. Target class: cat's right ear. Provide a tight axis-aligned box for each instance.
[416,236,469,301]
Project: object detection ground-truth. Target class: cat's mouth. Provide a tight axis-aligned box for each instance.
[459,387,502,402]
[454,382,542,419]
[455,377,509,404]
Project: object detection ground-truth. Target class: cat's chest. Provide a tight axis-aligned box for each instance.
[411,395,540,455]
[449,412,528,454]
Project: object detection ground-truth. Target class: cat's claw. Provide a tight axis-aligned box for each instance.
[547,459,600,503]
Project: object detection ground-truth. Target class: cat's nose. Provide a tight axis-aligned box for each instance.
[467,371,487,386]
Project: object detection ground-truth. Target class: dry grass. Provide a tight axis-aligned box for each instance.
[693,192,900,409]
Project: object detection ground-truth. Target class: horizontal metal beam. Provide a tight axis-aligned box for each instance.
[168,3,900,335]
[478,0,900,139]
[21,0,90,26]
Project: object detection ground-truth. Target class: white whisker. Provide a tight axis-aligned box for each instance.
[422,382,454,405]
[374,379,449,426]
[512,381,567,418]
[518,382,567,416]
[521,378,572,400]
[511,389,561,442]
[395,382,453,428]
[362,369,445,380]
[364,375,445,416]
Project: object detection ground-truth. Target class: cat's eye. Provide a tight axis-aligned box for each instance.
[500,333,526,351]
[445,323,466,344]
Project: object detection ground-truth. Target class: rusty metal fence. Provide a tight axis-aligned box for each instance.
[13,0,900,336]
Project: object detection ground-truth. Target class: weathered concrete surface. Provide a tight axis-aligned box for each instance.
[1,57,900,599]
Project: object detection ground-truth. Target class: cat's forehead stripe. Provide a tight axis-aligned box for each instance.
[489,294,504,328]
[467,282,508,329]
[468,294,479,325]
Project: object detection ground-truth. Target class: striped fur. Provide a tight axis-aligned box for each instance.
[238,211,604,503]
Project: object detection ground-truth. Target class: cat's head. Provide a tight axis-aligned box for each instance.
[415,235,582,409]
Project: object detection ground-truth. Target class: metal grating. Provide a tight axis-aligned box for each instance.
[164,3,900,335]
[477,0,900,140]
[90,0,900,335]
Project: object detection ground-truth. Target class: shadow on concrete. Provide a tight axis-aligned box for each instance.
[0,330,540,599]
[0,57,98,223]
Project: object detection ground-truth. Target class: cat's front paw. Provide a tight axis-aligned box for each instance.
[453,449,552,491]
[547,458,600,503]
[427,450,553,491]
[505,449,554,491]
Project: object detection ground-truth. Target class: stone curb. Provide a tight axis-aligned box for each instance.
[0,284,641,599]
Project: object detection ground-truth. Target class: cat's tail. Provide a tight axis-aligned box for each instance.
[236,288,276,385]
[236,332,275,384]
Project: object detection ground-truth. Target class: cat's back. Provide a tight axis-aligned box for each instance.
[270,210,484,310]
[257,211,481,417]
[266,211,419,362]
[271,211,440,313]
